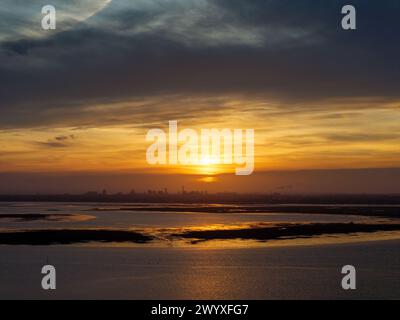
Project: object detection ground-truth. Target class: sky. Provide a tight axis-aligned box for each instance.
[0,0,400,194]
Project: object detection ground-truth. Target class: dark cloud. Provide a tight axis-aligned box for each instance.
[55,134,75,141]
[35,134,76,148]
[1,0,399,129]
[323,133,400,143]
[35,141,69,148]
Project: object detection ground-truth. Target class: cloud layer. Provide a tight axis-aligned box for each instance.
[1,0,399,129]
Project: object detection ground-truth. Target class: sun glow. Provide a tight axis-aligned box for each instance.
[198,155,220,166]
[197,165,218,176]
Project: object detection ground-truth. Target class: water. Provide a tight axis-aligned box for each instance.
[0,202,399,299]
[0,242,399,299]
[0,202,382,230]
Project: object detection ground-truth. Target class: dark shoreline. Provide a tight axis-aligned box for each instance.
[174,223,400,243]
[92,205,400,218]
[0,213,79,222]
[0,229,153,245]
[1,223,400,246]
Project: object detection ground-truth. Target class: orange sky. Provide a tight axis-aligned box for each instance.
[2,1,400,193]
[1,96,400,177]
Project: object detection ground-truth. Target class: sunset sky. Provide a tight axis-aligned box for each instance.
[1,0,400,194]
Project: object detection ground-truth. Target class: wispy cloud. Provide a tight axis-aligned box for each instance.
[34,134,77,148]
[0,0,111,43]
[1,0,399,129]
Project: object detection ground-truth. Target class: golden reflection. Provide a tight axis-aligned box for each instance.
[199,176,217,183]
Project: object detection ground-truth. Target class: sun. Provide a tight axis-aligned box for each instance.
[198,155,220,166]
[195,155,220,175]
[172,155,231,177]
